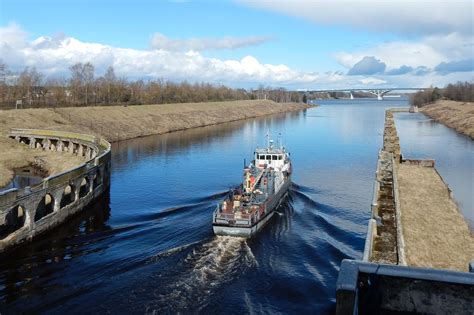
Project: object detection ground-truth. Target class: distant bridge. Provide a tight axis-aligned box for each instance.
[308,88,426,100]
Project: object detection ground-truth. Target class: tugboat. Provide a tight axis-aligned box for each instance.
[212,134,291,237]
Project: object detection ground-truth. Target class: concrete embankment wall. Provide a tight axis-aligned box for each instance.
[363,109,403,264]
[336,259,474,315]
[364,108,474,270]
[0,129,111,252]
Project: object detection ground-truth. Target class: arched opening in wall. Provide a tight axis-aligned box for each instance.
[79,177,90,198]
[92,170,102,189]
[34,194,54,222]
[50,139,58,151]
[60,184,75,208]
[19,137,30,146]
[71,143,77,154]
[0,205,26,239]
[35,139,43,149]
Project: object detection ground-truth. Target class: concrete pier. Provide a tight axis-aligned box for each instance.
[0,129,111,252]
[336,108,474,314]
[365,108,474,270]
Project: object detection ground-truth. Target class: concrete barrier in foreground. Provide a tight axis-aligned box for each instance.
[336,259,474,315]
[0,129,111,252]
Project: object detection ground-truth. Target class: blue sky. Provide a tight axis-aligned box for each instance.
[0,0,472,89]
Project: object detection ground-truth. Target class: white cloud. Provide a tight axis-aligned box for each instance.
[347,56,386,75]
[359,77,386,85]
[334,33,473,75]
[150,33,272,51]
[238,0,473,36]
[0,24,317,87]
[0,22,27,48]
[1,24,471,90]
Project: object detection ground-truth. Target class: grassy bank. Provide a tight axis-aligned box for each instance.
[420,100,474,139]
[0,100,311,187]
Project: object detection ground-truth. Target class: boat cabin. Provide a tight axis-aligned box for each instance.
[255,150,287,169]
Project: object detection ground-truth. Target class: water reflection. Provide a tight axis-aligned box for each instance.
[111,110,301,170]
[0,191,111,306]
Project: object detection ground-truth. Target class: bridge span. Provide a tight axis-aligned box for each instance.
[309,88,426,100]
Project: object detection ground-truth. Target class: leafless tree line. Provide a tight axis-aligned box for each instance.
[0,61,304,109]
[411,81,474,107]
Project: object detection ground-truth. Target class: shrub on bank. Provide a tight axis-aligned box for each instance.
[410,81,474,107]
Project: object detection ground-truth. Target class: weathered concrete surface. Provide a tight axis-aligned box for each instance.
[397,164,474,272]
[0,129,111,252]
[336,259,474,315]
[368,109,405,265]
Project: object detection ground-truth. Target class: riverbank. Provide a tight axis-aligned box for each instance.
[420,100,474,139]
[0,100,310,187]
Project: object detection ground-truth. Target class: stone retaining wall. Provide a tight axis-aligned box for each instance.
[364,108,461,265]
[366,108,405,264]
[339,108,474,313]
[0,129,111,252]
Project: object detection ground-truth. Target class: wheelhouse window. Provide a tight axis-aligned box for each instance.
[278,155,282,160]
[272,155,277,160]
[266,155,271,160]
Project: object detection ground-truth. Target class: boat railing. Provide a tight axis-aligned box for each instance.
[213,202,267,226]
[213,206,256,226]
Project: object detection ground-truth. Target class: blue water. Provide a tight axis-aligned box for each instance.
[1,98,472,313]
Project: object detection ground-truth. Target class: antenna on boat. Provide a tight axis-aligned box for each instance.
[278,132,283,149]
[266,129,270,148]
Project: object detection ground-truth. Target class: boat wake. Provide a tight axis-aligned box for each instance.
[146,236,257,313]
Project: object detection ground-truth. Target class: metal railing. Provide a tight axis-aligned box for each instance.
[213,202,266,226]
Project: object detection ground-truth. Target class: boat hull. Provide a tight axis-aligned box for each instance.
[212,177,291,238]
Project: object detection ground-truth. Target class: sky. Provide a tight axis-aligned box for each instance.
[0,0,473,89]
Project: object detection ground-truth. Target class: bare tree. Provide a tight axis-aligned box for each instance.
[104,66,116,104]
[17,67,42,106]
[69,62,94,105]
[69,63,84,104]
[83,62,94,105]
[0,60,10,105]
[45,77,68,107]
[1,61,255,108]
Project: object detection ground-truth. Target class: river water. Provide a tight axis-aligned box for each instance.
[1,98,472,313]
